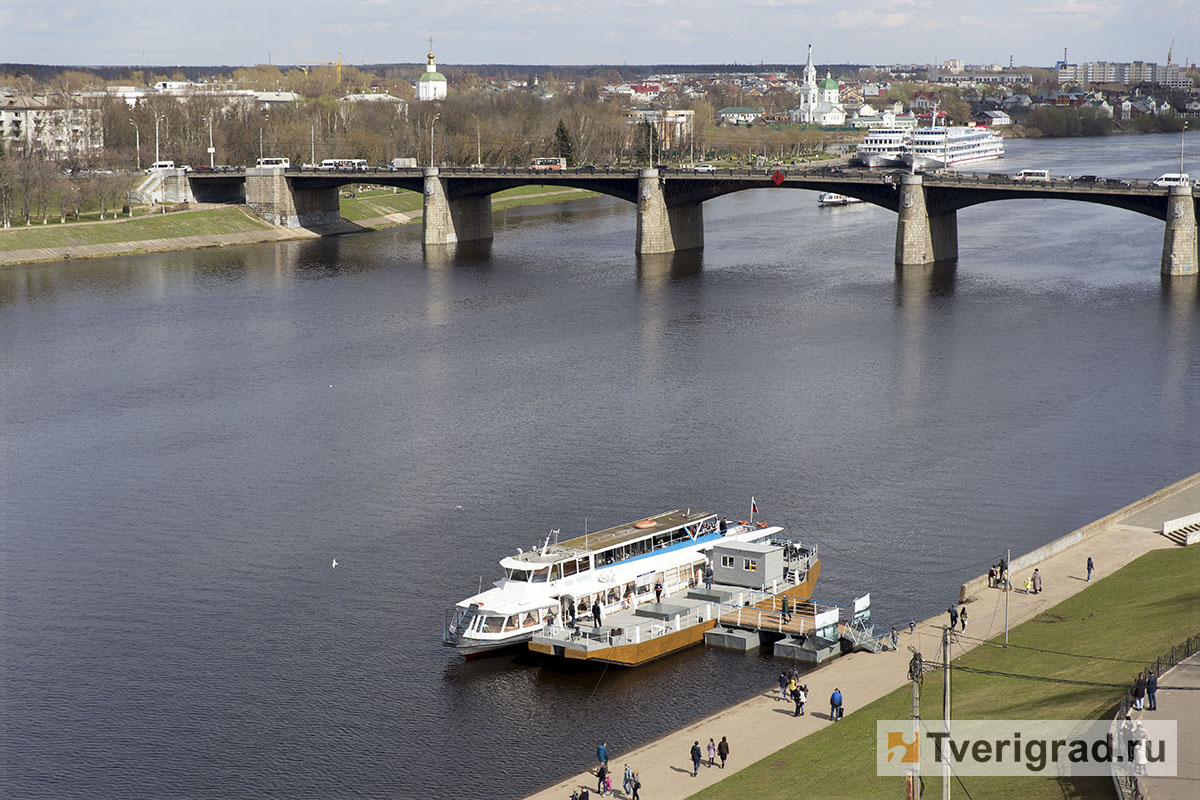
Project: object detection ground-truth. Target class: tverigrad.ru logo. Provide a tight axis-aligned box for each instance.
[877,720,1177,777]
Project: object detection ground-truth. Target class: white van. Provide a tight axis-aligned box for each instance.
[1014,169,1050,182]
[1152,173,1190,187]
[256,157,291,169]
[147,160,175,172]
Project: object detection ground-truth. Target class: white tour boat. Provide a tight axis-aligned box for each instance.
[817,192,865,207]
[442,509,783,657]
[855,125,1004,170]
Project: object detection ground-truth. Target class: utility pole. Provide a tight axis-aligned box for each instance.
[430,113,440,167]
[154,115,165,164]
[207,116,215,169]
[907,647,925,800]
[1004,547,1010,645]
[943,626,951,800]
[311,123,316,166]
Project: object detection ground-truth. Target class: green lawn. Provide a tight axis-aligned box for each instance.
[339,185,597,224]
[692,546,1200,800]
[0,207,272,251]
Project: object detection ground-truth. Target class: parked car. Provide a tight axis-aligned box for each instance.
[1104,178,1130,187]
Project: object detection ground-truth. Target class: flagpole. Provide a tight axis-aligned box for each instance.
[750,496,755,525]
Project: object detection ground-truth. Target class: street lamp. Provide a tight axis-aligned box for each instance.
[430,113,440,167]
[260,112,269,160]
[128,120,141,170]
[472,114,481,167]
[207,115,215,169]
[154,114,166,164]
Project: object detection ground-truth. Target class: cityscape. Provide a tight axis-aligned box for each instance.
[1,10,1198,800]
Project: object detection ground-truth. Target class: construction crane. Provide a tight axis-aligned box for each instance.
[296,53,345,83]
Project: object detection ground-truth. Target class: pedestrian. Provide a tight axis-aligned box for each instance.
[781,595,791,624]
[654,581,663,603]
[690,741,702,777]
[909,616,916,635]
[890,626,899,650]
[592,600,602,628]
[596,763,608,796]
[1120,713,1136,762]
[1134,723,1149,776]
[1023,575,1033,595]
[704,563,713,590]
[631,771,641,800]
[1147,670,1158,711]
[596,741,609,770]
[1032,568,1042,595]
[604,772,612,797]
[717,735,730,769]
[777,671,788,701]
[959,607,968,632]
[793,684,807,716]
[830,687,843,721]
[1133,671,1146,710]
[948,606,958,630]
[1086,556,1094,582]
[623,764,633,797]
[706,737,716,767]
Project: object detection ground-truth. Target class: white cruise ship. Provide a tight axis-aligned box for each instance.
[442,509,795,657]
[855,125,1004,170]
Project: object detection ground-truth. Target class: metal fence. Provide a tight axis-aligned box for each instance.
[1111,632,1200,800]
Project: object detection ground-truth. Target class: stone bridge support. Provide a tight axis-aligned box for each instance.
[160,169,195,204]
[245,167,340,227]
[1161,185,1198,276]
[423,168,493,246]
[895,174,958,266]
[636,169,704,254]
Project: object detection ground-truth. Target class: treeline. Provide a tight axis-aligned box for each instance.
[1021,105,1185,137]
[0,147,130,227]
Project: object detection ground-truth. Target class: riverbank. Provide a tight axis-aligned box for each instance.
[523,473,1200,800]
[0,186,597,267]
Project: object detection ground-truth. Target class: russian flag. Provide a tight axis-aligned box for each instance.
[751,497,758,514]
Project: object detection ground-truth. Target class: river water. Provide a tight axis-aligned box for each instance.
[2,133,1197,799]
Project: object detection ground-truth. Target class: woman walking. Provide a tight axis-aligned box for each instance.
[706,738,717,767]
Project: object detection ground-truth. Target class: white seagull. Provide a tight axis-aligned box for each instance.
[332,558,338,568]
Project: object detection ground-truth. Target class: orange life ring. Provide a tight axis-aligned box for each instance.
[634,520,656,529]
[756,522,768,528]
[737,520,750,525]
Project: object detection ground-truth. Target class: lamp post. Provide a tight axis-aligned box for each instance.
[260,113,269,160]
[473,114,481,167]
[154,114,166,164]
[430,113,440,167]
[207,115,215,169]
[128,120,141,170]
[1181,121,1188,177]
[310,122,316,166]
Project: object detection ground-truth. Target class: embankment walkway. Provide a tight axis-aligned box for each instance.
[524,472,1200,800]
[1133,652,1200,800]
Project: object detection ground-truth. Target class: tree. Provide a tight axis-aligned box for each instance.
[553,119,575,165]
[634,120,660,165]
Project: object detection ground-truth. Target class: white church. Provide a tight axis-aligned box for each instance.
[416,39,448,102]
[790,45,846,126]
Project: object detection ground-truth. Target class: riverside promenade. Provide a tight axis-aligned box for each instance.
[524,472,1200,800]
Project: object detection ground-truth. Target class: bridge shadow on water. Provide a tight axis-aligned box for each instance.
[635,250,704,287]
[422,241,495,269]
[894,260,957,306]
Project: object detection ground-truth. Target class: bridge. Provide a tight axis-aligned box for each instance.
[170,165,1198,275]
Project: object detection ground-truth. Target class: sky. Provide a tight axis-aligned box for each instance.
[1,0,1197,69]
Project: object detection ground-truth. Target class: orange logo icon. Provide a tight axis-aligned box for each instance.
[887,731,919,763]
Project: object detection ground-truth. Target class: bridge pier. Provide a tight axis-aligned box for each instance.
[159,169,195,204]
[423,168,493,246]
[636,169,704,254]
[245,167,340,227]
[1161,185,1198,276]
[894,174,958,266]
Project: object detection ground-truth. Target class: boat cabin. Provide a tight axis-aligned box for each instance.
[711,540,784,589]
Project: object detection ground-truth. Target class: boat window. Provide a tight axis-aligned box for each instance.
[664,566,678,585]
[549,563,561,581]
[522,611,539,627]
[721,555,735,568]
[576,595,591,614]
[504,615,520,632]
[562,560,578,578]
[506,569,530,581]
[531,567,550,583]
[483,616,505,633]
[577,556,591,573]
[623,581,636,597]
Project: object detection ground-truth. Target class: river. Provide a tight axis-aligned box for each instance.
[1,132,1197,799]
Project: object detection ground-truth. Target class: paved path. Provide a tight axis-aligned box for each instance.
[524,474,1200,800]
[1131,653,1200,800]
[0,226,322,266]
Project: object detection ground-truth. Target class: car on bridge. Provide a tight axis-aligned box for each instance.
[1104,178,1131,187]
[1072,175,1101,184]
[1153,173,1191,187]
[575,164,597,173]
[693,164,716,173]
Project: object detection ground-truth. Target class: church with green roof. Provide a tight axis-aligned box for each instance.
[417,39,447,102]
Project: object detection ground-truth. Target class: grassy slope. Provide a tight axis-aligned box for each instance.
[0,207,272,250]
[339,185,596,223]
[692,545,1200,800]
